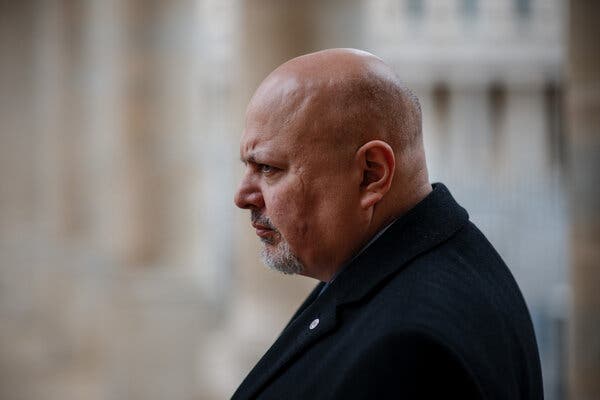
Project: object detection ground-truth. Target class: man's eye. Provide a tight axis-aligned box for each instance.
[259,164,274,174]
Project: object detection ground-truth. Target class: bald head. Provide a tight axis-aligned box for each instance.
[247,48,423,160]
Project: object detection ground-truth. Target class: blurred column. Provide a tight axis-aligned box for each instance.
[567,1,600,399]
[0,3,39,399]
[109,2,209,400]
[118,0,166,266]
[108,0,207,271]
[0,1,40,239]
[32,0,75,243]
[79,0,123,259]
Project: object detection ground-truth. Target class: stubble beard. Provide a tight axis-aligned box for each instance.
[252,211,304,275]
[260,235,304,275]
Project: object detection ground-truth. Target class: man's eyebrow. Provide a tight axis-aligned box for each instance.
[240,154,257,164]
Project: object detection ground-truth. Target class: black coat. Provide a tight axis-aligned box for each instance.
[232,183,543,400]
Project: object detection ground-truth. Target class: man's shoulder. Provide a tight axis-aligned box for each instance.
[330,221,541,399]
[347,220,529,350]
[404,220,527,319]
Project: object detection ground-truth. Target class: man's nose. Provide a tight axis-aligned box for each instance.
[234,175,264,210]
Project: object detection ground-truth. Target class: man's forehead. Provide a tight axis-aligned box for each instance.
[239,132,265,160]
[239,127,287,162]
[241,81,314,156]
[240,110,280,148]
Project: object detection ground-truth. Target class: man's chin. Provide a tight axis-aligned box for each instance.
[259,241,304,275]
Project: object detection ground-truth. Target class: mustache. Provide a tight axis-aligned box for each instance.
[251,210,277,231]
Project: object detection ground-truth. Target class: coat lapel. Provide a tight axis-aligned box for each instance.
[231,184,468,399]
[232,288,338,399]
[282,281,325,330]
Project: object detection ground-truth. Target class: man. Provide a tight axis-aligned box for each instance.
[233,49,543,399]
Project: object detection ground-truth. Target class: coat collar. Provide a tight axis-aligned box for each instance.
[329,182,468,306]
[232,183,468,399]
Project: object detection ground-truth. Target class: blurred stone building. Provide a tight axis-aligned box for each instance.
[2,1,598,400]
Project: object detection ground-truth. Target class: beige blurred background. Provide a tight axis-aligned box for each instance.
[0,1,598,399]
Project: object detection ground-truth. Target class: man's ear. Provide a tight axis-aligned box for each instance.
[356,140,395,209]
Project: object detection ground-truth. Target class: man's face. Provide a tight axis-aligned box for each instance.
[234,82,363,280]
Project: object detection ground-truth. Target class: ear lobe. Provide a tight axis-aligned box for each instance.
[357,140,395,209]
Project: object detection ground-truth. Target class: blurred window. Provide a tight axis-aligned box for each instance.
[461,0,478,18]
[405,0,424,19]
[515,0,531,18]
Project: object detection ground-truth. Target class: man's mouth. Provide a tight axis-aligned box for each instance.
[250,211,278,241]
[252,222,275,238]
